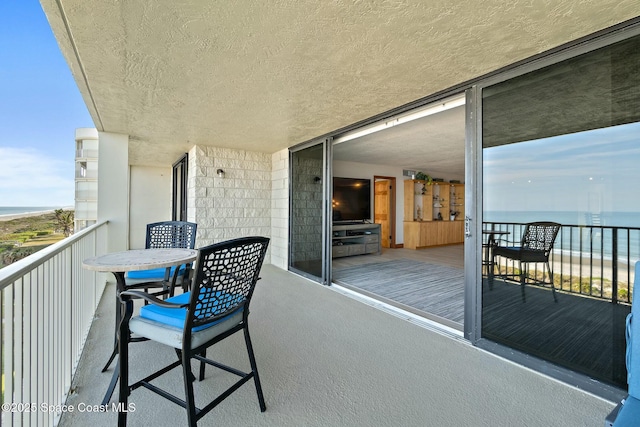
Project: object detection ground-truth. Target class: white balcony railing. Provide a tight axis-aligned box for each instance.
[75,170,98,179]
[75,149,98,159]
[1,221,108,427]
[74,190,98,201]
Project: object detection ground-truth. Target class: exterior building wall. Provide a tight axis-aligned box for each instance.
[97,132,130,253]
[187,146,272,261]
[74,128,99,231]
[129,165,172,249]
[271,149,289,269]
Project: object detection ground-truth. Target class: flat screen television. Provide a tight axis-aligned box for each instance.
[332,177,371,223]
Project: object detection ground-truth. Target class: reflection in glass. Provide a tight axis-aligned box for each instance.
[482,34,639,388]
[290,145,324,279]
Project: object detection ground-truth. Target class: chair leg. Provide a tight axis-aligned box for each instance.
[519,261,526,302]
[199,349,206,381]
[488,253,495,290]
[243,325,266,412]
[546,261,558,303]
[182,352,198,427]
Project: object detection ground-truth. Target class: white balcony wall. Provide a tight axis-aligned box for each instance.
[75,127,98,141]
[188,146,271,260]
[75,180,98,201]
[75,148,99,158]
[75,169,98,179]
[74,201,97,220]
[97,132,129,253]
[129,165,172,249]
[76,137,99,159]
[74,190,98,201]
[271,149,289,269]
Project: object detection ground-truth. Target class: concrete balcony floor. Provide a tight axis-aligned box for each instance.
[60,265,615,426]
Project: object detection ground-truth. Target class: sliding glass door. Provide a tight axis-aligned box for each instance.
[480,33,640,388]
[289,140,331,283]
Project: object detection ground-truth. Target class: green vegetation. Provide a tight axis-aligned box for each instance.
[54,209,74,237]
[493,265,631,302]
[0,210,74,268]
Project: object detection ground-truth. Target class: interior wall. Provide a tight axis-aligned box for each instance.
[129,165,172,249]
[333,160,406,244]
[334,159,465,245]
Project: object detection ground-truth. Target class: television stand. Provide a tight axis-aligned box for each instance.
[332,223,381,258]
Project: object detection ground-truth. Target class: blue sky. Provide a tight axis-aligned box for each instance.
[0,1,93,207]
[483,122,640,214]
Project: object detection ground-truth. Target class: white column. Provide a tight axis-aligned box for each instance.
[97,131,130,253]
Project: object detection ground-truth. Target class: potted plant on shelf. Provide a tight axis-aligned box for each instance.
[414,171,432,184]
[414,172,432,195]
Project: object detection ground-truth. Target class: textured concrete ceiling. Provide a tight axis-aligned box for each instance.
[40,0,639,167]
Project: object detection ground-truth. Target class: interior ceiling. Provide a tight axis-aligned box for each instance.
[333,105,466,178]
[40,1,638,167]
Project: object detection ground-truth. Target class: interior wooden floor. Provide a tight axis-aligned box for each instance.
[332,244,465,329]
[333,244,464,269]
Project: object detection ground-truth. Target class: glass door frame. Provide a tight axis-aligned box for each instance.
[288,137,333,285]
[172,153,188,221]
[468,22,640,400]
[468,19,640,345]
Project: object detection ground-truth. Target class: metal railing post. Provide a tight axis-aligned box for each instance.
[611,228,618,305]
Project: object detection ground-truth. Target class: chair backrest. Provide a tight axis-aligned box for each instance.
[520,222,561,254]
[186,236,270,331]
[145,221,197,249]
[627,262,640,398]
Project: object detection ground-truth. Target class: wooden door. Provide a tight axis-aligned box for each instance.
[374,180,391,248]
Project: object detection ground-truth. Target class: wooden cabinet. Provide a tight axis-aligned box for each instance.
[403,221,464,249]
[403,179,464,249]
[449,183,464,221]
[332,223,381,258]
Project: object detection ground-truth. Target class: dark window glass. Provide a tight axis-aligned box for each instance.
[290,144,324,280]
[172,154,188,221]
[482,34,639,388]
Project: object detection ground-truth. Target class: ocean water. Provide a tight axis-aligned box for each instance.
[0,206,65,217]
[484,210,640,228]
[484,210,640,260]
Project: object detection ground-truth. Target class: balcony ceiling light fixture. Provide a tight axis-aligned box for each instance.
[216,169,225,178]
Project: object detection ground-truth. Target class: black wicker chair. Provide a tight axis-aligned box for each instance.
[125,221,198,297]
[102,221,197,375]
[490,222,561,302]
[119,236,270,427]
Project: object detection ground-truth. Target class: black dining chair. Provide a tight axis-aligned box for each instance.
[490,221,561,302]
[102,221,197,375]
[120,236,270,427]
[125,220,198,297]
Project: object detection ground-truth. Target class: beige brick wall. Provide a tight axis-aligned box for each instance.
[187,146,272,262]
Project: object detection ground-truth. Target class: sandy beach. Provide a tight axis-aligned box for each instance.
[0,207,74,222]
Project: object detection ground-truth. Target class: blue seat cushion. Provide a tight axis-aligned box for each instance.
[613,395,640,426]
[126,265,186,280]
[131,291,245,349]
[139,291,244,332]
